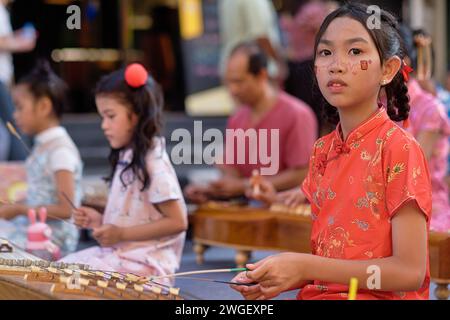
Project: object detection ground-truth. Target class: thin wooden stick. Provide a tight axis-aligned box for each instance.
[6,121,31,154]
[61,192,77,210]
[175,276,256,286]
[149,267,248,281]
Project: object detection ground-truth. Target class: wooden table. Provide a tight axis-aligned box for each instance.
[191,202,449,300]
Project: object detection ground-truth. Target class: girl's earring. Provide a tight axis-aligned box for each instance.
[380,79,388,86]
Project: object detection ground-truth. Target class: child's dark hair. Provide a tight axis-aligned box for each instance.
[95,67,163,191]
[18,60,68,119]
[313,3,410,126]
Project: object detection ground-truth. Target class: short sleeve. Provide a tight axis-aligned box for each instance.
[49,148,79,173]
[146,140,183,204]
[382,134,432,221]
[283,107,318,168]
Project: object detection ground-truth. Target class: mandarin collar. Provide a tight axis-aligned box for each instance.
[334,107,390,149]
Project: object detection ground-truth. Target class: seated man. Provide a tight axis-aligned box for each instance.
[185,42,317,203]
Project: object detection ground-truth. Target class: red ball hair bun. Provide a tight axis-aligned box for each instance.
[124,63,148,88]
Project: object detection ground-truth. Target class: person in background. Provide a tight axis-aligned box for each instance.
[218,0,287,84]
[185,42,317,203]
[398,26,450,233]
[0,61,82,257]
[0,0,37,161]
[281,0,338,136]
[62,64,187,285]
[232,3,431,300]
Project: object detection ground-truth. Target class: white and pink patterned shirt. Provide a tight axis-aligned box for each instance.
[103,137,187,274]
[62,137,187,280]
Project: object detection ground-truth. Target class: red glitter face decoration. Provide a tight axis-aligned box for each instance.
[360,60,369,70]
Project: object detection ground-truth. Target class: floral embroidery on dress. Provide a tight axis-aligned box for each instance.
[360,150,372,161]
[386,127,397,137]
[313,188,326,208]
[356,196,369,209]
[315,140,325,149]
[352,219,369,231]
[327,187,336,200]
[316,227,355,258]
[350,141,361,149]
[367,192,382,219]
[387,163,406,183]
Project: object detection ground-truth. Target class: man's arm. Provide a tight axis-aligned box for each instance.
[265,166,308,191]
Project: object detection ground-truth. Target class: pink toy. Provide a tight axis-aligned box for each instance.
[26,208,61,261]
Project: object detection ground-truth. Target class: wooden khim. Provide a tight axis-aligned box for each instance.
[0,239,182,300]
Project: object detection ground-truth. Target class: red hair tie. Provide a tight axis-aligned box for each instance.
[125,63,148,88]
[403,118,410,129]
[401,60,413,83]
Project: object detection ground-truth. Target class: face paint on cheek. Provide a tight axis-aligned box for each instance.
[360,60,369,70]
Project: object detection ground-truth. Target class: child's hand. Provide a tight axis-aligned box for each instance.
[245,253,310,299]
[73,206,102,229]
[245,178,277,206]
[230,272,265,300]
[93,224,123,247]
[184,184,209,203]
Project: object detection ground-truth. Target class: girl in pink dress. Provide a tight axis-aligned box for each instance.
[398,26,450,232]
[61,64,188,284]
